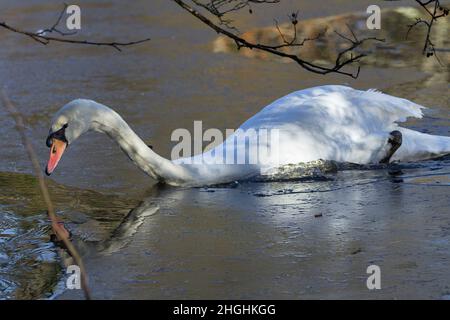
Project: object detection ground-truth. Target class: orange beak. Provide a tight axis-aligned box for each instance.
[45,139,67,176]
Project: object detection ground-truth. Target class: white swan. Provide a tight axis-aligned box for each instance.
[45,85,450,186]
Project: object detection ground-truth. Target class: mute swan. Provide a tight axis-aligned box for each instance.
[45,85,450,187]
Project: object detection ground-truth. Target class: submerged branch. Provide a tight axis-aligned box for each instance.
[1,90,91,300]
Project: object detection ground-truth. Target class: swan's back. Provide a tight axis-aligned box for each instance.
[245,85,423,129]
[225,85,427,165]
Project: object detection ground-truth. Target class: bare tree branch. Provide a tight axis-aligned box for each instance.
[1,1,446,74]
[173,0,384,78]
[405,0,449,60]
[0,4,151,51]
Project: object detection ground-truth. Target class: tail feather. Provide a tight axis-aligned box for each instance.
[393,128,450,161]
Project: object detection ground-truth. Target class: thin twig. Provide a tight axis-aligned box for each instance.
[405,0,449,60]
[193,0,280,18]
[1,89,91,300]
[36,3,77,36]
[0,3,150,51]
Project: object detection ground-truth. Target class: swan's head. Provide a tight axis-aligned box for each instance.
[45,99,101,175]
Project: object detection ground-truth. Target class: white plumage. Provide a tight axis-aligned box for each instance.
[47,85,450,186]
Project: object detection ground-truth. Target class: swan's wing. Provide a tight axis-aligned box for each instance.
[244,85,424,129]
[235,86,425,164]
[188,86,427,169]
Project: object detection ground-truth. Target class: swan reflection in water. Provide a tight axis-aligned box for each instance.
[82,155,450,258]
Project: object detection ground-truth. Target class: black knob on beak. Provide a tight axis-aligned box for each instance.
[46,135,53,148]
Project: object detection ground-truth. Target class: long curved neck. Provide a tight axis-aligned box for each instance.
[90,104,194,186]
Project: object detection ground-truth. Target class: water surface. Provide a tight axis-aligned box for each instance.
[0,0,449,299]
